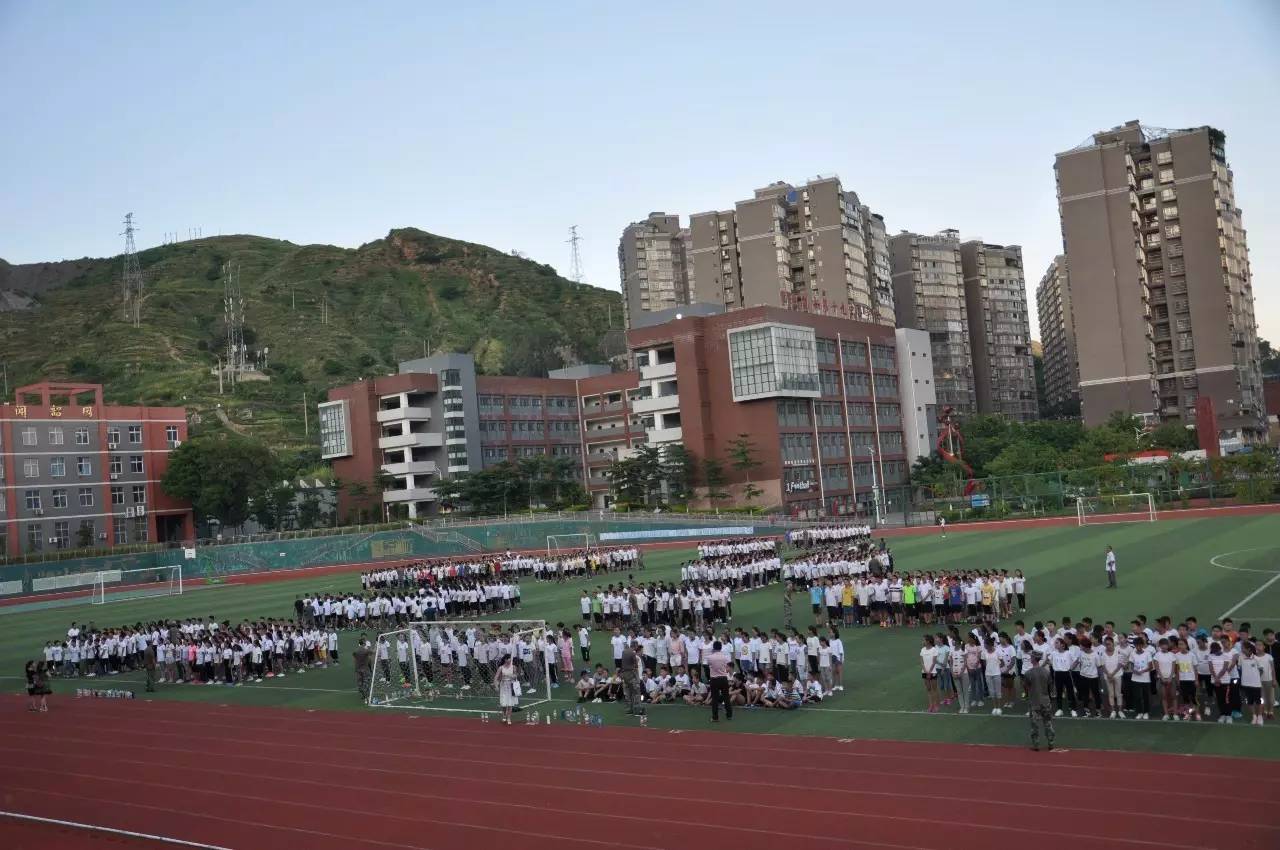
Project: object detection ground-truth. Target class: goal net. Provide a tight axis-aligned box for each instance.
[1076,493,1157,526]
[547,533,593,557]
[91,566,184,605]
[366,619,552,713]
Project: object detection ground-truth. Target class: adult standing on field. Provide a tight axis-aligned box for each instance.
[620,640,643,716]
[782,582,795,631]
[1025,651,1054,751]
[1105,546,1118,588]
[706,640,733,722]
[143,643,157,693]
[352,641,373,698]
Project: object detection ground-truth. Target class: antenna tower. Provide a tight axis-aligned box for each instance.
[222,262,246,387]
[566,225,584,283]
[121,213,144,326]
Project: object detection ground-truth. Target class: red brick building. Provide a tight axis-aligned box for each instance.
[0,382,193,556]
[321,307,937,520]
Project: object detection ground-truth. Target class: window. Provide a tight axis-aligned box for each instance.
[106,427,120,446]
[24,490,41,511]
[77,457,93,477]
[113,518,128,545]
[844,372,871,396]
[1158,168,1174,183]
[74,427,90,445]
[846,402,873,426]
[128,425,142,444]
[23,459,39,478]
[49,456,66,478]
[442,369,461,386]
[130,455,144,474]
[815,337,837,365]
[79,487,94,507]
[815,402,843,427]
[111,486,124,505]
[818,432,847,459]
[21,427,37,446]
[53,521,70,549]
[822,464,851,490]
[318,400,351,459]
[841,340,867,366]
[776,400,811,428]
[1156,151,1172,165]
[165,425,179,447]
[48,427,64,445]
[28,523,43,551]
[51,489,68,509]
[109,456,122,475]
[132,485,146,503]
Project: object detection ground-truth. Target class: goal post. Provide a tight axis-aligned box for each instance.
[91,565,183,605]
[547,533,593,557]
[366,619,552,713]
[1076,493,1157,526]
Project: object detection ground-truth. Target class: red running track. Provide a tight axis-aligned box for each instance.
[0,696,1277,850]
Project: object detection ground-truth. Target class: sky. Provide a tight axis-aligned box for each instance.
[1,1,1278,341]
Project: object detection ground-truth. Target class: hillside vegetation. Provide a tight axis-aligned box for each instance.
[0,229,623,455]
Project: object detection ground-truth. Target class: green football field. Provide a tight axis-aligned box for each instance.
[3,512,1278,759]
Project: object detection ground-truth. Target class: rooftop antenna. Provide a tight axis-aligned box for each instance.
[567,225,584,283]
[121,213,144,326]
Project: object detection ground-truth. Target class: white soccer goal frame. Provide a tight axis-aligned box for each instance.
[547,533,593,557]
[91,565,184,605]
[1076,493,1157,526]
[366,619,553,714]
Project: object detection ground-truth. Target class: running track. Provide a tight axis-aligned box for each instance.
[1,696,1277,850]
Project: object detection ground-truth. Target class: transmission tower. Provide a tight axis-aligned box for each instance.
[121,213,144,326]
[566,225,584,283]
[222,262,246,386]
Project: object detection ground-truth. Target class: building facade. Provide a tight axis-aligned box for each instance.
[630,177,894,328]
[1036,255,1081,413]
[617,213,692,329]
[1054,121,1264,439]
[0,382,193,557]
[890,230,977,417]
[323,307,936,519]
[959,242,1037,421]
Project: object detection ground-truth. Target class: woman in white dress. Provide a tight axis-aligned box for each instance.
[494,653,520,725]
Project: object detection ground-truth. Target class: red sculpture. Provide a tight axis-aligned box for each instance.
[936,406,979,495]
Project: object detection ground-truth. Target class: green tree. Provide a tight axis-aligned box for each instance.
[251,481,298,531]
[162,434,280,531]
[662,444,696,504]
[1148,420,1196,452]
[75,521,95,549]
[607,456,646,507]
[986,440,1062,479]
[296,490,325,529]
[632,444,666,506]
[701,457,729,510]
[727,434,763,505]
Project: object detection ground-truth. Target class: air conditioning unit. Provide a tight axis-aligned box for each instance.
[125,507,136,518]
[98,532,108,540]
[49,537,58,544]
[173,440,182,448]
[108,442,119,449]
[110,473,119,480]
[135,505,146,516]
[33,509,43,516]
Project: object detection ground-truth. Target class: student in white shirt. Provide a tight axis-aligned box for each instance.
[1128,639,1154,719]
[1238,642,1266,726]
[920,635,940,713]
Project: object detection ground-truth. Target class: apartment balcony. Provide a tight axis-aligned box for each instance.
[647,425,683,444]
[378,432,444,450]
[631,393,679,414]
[376,406,432,423]
[582,401,624,417]
[382,460,439,478]
[383,487,437,503]
[640,360,677,381]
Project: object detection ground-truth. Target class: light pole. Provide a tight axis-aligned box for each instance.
[861,447,882,526]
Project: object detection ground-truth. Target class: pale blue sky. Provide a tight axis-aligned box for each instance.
[2,1,1277,340]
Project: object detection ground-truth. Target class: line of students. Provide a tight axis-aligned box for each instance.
[921,615,1278,726]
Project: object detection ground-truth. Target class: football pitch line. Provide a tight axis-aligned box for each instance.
[1210,547,1280,621]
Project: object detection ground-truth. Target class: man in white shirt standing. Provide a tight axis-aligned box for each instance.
[1105,546,1117,589]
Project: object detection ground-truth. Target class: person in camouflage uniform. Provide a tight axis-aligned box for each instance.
[783,582,795,631]
[1024,650,1055,751]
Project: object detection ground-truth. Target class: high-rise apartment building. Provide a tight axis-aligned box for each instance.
[1055,121,1264,438]
[1036,255,1081,413]
[616,213,691,328]
[890,230,976,417]
[960,242,1038,421]
[631,177,894,328]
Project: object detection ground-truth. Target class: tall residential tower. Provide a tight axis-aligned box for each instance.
[617,213,692,328]
[960,242,1037,421]
[1054,121,1263,439]
[1035,255,1081,414]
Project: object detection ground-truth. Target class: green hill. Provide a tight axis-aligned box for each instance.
[0,228,623,456]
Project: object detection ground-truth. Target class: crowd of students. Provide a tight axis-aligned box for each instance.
[40,617,341,686]
[360,546,642,590]
[786,524,874,548]
[920,614,1278,726]
[569,620,847,710]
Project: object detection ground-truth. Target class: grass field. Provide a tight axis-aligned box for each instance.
[3,512,1278,760]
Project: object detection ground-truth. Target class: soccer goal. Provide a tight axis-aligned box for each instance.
[1076,493,1157,526]
[547,533,593,557]
[91,566,184,605]
[366,619,552,713]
